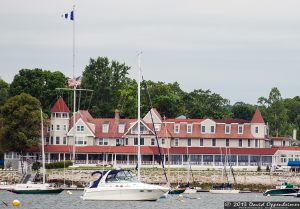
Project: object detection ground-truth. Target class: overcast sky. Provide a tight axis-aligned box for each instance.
[1,0,300,104]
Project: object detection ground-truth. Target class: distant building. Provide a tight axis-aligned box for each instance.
[3,97,297,169]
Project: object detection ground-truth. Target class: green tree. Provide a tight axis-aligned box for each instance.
[0,93,42,173]
[9,69,67,112]
[141,81,186,118]
[231,102,256,121]
[0,78,9,106]
[258,87,288,136]
[81,57,131,118]
[184,89,231,119]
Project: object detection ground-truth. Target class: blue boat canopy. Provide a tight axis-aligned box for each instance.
[287,161,300,166]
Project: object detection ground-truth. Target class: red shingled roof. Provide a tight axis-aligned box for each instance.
[50,97,70,113]
[271,136,290,141]
[251,108,265,124]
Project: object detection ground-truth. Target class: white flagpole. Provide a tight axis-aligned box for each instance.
[137,51,142,181]
[72,4,76,164]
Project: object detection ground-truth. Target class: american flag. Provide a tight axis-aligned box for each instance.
[68,76,81,87]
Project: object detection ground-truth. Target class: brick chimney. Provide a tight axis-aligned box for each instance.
[114,109,120,120]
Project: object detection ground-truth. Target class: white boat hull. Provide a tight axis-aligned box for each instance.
[81,183,169,201]
[184,189,197,194]
[209,189,240,194]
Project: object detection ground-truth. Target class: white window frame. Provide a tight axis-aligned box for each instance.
[239,139,243,147]
[174,138,179,147]
[212,138,216,146]
[55,136,60,144]
[200,138,203,146]
[99,138,109,146]
[226,138,229,147]
[77,125,84,132]
[225,125,231,134]
[102,123,109,133]
[255,126,259,134]
[154,124,161,131]
[56,125,60,131]
[161,138,165,145]
[76,137,87,145]
[63,125,67,131]
[238,125,244,134]
[151,138,155,146]
[187,138,192,147]
[118,123,125,133]
[174,124,180,133]
[187,124,193,133]
[201,125,206,133]
[210,126,215,133]
[63,137,67,145]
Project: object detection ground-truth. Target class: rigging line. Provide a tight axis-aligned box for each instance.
[78,88,82,111]
[87,91,93,110]
[141,75,169,184]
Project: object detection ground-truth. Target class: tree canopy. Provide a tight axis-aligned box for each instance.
[9,68,67,112]
[0,78,9,106]
[0,93,42,155]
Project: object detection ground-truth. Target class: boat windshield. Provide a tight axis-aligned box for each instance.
[106,170,137,182]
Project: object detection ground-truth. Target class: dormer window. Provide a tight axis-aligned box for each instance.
[174,124,180,133]
[210,126,215,133]
[225,125,231,134]
[187,124,193,133]
[154,124,161,131]
[118,123,125,133]
[201,125,206,133]
[255,126,259,134]
[238,125,244,134]
[102,122,109,133]
[77,125,84,132]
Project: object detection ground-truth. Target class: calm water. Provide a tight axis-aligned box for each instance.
[0,190,299,209]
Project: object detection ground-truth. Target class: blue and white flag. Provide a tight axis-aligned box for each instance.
[62,10,74,21]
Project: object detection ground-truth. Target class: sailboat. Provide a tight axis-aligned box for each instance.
[9,110,64,194]
[184,146,197,194]
[81,53,169,201]
[209,147,239,194]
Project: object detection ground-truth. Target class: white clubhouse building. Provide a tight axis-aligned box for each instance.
[4,97,300,170]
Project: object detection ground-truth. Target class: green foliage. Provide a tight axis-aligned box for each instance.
[231,102,256,121]
[9,69,67,112]
[0,93,42,156]
[0,78,9,106]
[81,57,131,118]
[266,165,270,172]
[32,162,42,171]
[184,89,231,119]
[257,165,261,172]
[45,160,73,169]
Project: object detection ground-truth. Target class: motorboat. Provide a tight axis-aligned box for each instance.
[264,182,299,196]
[10,183,63,194]
[81,169,169,201]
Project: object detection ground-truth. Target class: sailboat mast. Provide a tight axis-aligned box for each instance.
[72,4,76,164]
[41,109,45,184]
[137,52,142,181]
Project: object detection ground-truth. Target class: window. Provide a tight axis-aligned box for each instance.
[118,123,125,133]
[200,138,203,146]
[45,137,49,145]
[201,126,206,133]
[47,126,50,132]
[116,138,123,146]
[161,138,165,145]
[63,125,67,131]
[175,138,179,147]
[62,113,68,118]
[63,137,67,145]
[56,137,60,144]
[187,124,193,133]
[50,136,53,144]
[212,138,216,146]
[102,123,109,133]
[283,141,286,147]
[124,138,128,146]
[226,139,229,147]
[56,113,61,118]
[187,138,191,146]
[134,138,144,146]
[174,124,180,133]
[154,124,161,131]
[255,126,259,134]
[151,138,155,146]
[238,125,243,134]
[225,125,231,134]
[239,139,243,147]
[56,125,60,131]
[211,126,215,133]
[51,125,53,131]
[248,139,251,147]
[76,137,87,145]
[255,139,259,147]
[77,125,84,132]
[99,138,109,146]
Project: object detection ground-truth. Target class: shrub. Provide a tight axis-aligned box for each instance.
[266,165,270,172]
[32,162,41,171]
[45,160,73,169]
[257,165,261,172]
